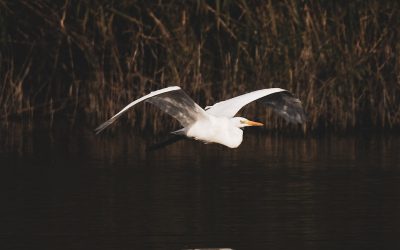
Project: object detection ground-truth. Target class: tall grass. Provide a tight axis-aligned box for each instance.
[1,0,400,132]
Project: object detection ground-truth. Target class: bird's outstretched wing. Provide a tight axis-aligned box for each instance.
[95,86,207,134]
[259,90,307,124]
[205,88,306,124]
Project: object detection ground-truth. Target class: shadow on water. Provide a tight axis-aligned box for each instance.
[1,125,400,249]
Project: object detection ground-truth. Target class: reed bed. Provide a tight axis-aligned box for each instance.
[1,0,400,132]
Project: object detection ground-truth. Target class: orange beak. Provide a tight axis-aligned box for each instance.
[245,120,264,126]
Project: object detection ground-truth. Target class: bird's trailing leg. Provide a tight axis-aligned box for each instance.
[146,133,186,151]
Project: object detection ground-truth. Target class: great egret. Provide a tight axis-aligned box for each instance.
[95,86,306,148]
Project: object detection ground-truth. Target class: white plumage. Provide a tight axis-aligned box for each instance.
[95,86,306,148]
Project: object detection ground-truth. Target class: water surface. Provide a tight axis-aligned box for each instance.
[1,128,400,249]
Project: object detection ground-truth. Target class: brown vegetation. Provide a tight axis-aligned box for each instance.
[1,0,400,132]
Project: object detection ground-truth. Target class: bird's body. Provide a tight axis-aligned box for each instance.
[95,86,306,148]
[180,116,243,148]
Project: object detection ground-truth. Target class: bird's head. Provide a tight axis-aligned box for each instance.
[231,117,264,128]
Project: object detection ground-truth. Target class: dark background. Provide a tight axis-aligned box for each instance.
[1,2,400,250]
[1,0,400,131]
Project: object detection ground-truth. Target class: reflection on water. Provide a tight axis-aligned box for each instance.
[1,126,400,249]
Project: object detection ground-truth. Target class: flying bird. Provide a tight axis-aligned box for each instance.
[95,86,306,148]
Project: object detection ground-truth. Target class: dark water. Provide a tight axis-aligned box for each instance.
[1,127,400,249]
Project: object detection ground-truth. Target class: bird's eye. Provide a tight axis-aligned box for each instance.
[240,120,246,124]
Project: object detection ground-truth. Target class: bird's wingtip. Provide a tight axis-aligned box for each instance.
[168,86,181,90]
[94,119,115,135]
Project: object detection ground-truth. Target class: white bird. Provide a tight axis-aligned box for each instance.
[95,86,306,148]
